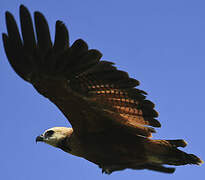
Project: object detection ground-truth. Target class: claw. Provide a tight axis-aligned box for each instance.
[102,168,112,174]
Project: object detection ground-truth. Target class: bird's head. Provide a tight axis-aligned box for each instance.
[36,127,73,147]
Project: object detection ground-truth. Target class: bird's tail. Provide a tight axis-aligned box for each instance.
[165,150,203,166]
[146,139,203,166]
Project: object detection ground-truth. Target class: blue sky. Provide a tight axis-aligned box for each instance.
[0,0,204,179]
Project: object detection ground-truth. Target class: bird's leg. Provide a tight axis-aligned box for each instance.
[102,168,112,175]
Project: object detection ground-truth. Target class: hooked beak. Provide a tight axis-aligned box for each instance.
[36,135,44,143]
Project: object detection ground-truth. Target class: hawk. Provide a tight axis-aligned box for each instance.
[2,5,203,174]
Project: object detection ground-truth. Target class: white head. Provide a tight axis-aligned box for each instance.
[36,127,73,147]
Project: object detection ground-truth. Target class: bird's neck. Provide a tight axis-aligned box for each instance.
[57,136,72,153]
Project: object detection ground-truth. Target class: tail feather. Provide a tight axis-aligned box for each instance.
[144,164,175,173]
[100,163,176,174]
[178,153,203,165]
[166,139,187,148]
[163,145,203,166]
[130,164,175,173]
[147,139,203,166]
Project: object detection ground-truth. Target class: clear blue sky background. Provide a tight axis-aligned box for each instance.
[0,0,204,179]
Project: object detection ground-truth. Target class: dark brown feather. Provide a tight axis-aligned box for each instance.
[34,11,52,55]
[3,4,160,137]
[20,5,36,54]
[53,20,69,51]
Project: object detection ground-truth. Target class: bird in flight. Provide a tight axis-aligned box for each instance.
[2,5,203,174]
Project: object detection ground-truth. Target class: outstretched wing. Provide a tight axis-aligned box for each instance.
[3,5,160,137]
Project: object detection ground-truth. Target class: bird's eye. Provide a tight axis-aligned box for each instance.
[45,130,54,137]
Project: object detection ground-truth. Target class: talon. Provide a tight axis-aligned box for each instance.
[101,168,112,174]
[104,169,111,174]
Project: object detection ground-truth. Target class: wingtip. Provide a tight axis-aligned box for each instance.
[20,4,26,10]
[6,5,27,17]
[5,11,17,29]
[55,20,68,34]
[5,11,12,19]
[20,4,30,16]
[34,11,48,28]
[34,10,47,21]
[34,11,42,18]
[56,20,64,25]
